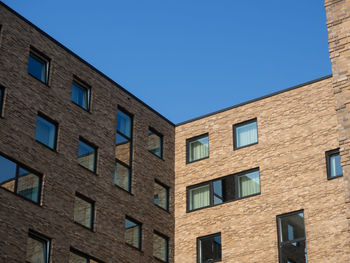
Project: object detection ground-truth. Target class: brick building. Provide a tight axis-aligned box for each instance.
[0,1,349,263]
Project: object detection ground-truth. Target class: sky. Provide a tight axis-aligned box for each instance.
[2,0,332,124]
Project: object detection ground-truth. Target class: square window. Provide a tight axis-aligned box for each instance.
[187,133,209,163]
[189,184,210,211]
[28,50,49,84]
[114,161,131,192]
[197,233,222,263]
[0,86,4,116]
[78,139,97,173]
[237,170,260,198]
[35,114,58,150]
[148,128,163,158]
[153,232,169,262]
[125,217,142,249]
[72,81,90,111]
[74,193,94,229]
[154,181,169,211]
[233,119,258,149]
[326,149,343,179]
[26,231,50,263]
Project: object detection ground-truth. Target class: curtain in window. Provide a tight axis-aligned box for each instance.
[238,171,260,198]
[190,140,208,162]
[236,122,257,148]
[190,184,210,210]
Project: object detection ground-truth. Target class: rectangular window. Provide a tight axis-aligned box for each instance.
[78,138,97,173]
[69,248,103,263]
[125,217,142,249]
[35,114,58,150]
[153,231,169,263]
[26,231,50,263]
[233,118,258,149]
[0,86,4,117]
[74,193,94,229]
[148,128,163,158]
[187,168,260,212]
[277,210,307,263]
[115,108,133,192]
[186,133,209,163]
[71,80,91,111]
[326,149,343,179]
[197,233,222,263]
[154,181,169,211]
[0,153,42,203]
[28,48,49,84]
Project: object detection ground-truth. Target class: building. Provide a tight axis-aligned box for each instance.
[0,0,349,262]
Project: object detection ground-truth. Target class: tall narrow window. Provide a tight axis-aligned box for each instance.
[115,108,132,192]
[187,133,209,163]
[153,232,169,263]
[125,217,142,249]
[26,231,50,263]
[233,118,258,149]
[154,181,169,211]
[28,48,49,84]
[148,128,163,158]
[71,80,90,111]
[197,233,222,263]
[0,86,4,117]
[77,138,97,173]
[35,114,58,150]
[277,211,307,263]
[326,149,343,179]
[74,193,94,229]
[0,154,42,203]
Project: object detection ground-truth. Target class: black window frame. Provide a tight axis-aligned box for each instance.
[28,47,50,85]
[74,192,95,230]
[125,216,142,250]
[197,232,222,263]
[233,118,258,150]
[77,137,98,174]
[154,179,170,211]
[186,133,209,164]
[71,77,91,112]
[148,127,163,159]
[186,168,260,212]
[0,85,4,117]
[26,230,51,263]
[69,247,104,263]
[35,112,58,151]
[153,230,169,263]
[325,148,343,180]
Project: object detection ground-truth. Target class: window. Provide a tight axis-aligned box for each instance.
[74,193,94,229]
[125,217,142,249]
[69,248,103,263]
[78,138,97,173]
[115,108,133,192]
[0,153,42,203]
[233,118,258,149]
[148,128,163,158]
[26,231,50,263]
[326,149,343,179]
[154,181,169,211]
[187,168,260,212]
[71,80,90,111]
[28,49,49,84]
[197,233,222,263]
[35,114,58,150]
[0,86,4,116]
[186,133,209,163]
[153,231,169,262]
[277,210,307,263]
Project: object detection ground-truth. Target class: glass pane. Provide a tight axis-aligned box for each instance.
[236,121,258,148]
[72,83,89,110]
[26,235,47,263]
[78,140,96,172]
[330,154,343,178]
[189,184,210,210]
[189,136,209,162]
[213,176,235,205]
[74,196,93,229]
[0,155,17,192]
[154,182,168,210]
[148,130,162,157]
[35,116,56,149]
[279,212,305,242]
[125,218,140,249]
[117,110,131,138]
[116,133,129,145]
[28,54,47,83]
[115,140,130,166]
[238,170,260,198]
[115,162,130,191]
[153,233,168,262]
[69,252,88,263]
[200,235,222,263]
[280,240,307,263]
[17,168,40,203]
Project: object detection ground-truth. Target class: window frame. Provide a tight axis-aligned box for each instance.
[325,148,343,180]
[77,137,98,174]
[233,118,258,150]
[148,127,164,159]
[153,230,169,263]
[186,133,209,164]
[71,77,91,111]
[28,47,50,85]
[35,112,58,151]
[125,216,142,250]
[154,179,170,211]
[69,247,104,263]
[197,232,222,263]
[186,168,260,212]
[0,85,4,117]
[74,192,95,230]
[26,230,51,263]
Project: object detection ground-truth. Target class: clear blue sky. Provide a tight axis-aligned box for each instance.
[3,0,331,124]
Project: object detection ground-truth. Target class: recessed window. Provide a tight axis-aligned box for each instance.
[72,80,90,111]
[69,248,103,263]
[28,49,49,84]
[125,217,142,249]
[277,211,307,263]
[154,181,169,211]
[26,231,50,263]
[0,86,4,116]
[0,153,42,203]
[186,133,209,163]
[197,233,222,263]
[148,128,163,158]
[74,193,94,229]
[153,231,169,263]
[233,118,258,149]
[78,139,97,173]
[115,108,133,192]
[187,168,260,212]
[35,114,58,150]
[326,149,343,179]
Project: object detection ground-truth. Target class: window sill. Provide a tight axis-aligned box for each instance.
[154,256,168,263]
[186,155,209,165]
[125,242,143,253]
[115,184,133,195]
[28,72,49,87]
[0,186,42,207]
[35,140,58,153]
[234,142,258,150]
[148,150,164,161]
[73,221,94,232]
[71,101,91,114]
[154,204,171,214]
[78,164,97,175]
[327,174,343,180]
